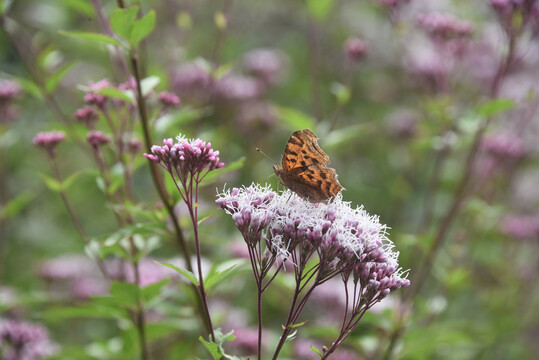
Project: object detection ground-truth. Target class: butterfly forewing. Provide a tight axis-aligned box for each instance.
[282,129,330,171]
[276,129,343,203]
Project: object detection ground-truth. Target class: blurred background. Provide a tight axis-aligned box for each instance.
[1,0,539,359]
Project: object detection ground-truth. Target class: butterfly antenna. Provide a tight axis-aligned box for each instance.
[256,148,276,163]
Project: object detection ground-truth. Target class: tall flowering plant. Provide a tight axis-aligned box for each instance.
[145,135,224,341]
[217,184,409,359]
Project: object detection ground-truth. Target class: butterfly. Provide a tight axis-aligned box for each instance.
[273,129,344,203]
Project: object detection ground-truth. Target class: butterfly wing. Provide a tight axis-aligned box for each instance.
[281,129,330,172]
[287,165,343,202]
[278,129,343,202]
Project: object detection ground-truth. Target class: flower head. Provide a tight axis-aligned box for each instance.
[214,75,264,102]
[172,62,212,102]
[0,319,58,360]
[0,80,21,102]
[84,79,111,107]
[502,214,539,239]
[127,138,142,154]
[158,91,181,108]
[343,37,368,63]
[145,134,224,184]
[32,131,66,156]
[86,130,110,148]
[217,184,409,299]
[74,106,99,128]
[481,133,525,159]
[243,48,288,85]
[417,13,474,41]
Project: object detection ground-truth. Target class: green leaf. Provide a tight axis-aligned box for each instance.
[0,0,14,15]
[39,173,61,192]
[60,171,82,191]
[277,106,316,131]
[45,304,124,320]
[130,10,156,46]
[0,191,34,220]
[110,6,138,41]
[141,76,160,96]
[46,61,77,93]
[201,157,245,186]
[59,0,94,17]
[96,86,135,103]
[205,264,237,291]
[306,0,334,20]
[311,345,323,358]
[288,320,307,329]
[199,336,223,360]
[330,82,351,106]
[157,262,198,286]
[214,11,227,30]
[141,279,170,303]
[110,281,139,308]
[198,215,211,225]
[476,98,515,117]
[58,30,122,47]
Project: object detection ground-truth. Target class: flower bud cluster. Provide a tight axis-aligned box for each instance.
[243,48,288,85]
[145,134,225,182]
[84,79,111,107]
[74,106,99,128]
[502,214,539,239]
[343,37,368,63]
[0,80,21,102]
[32,131,66,156]
[158,91,181,108]
[481,133,525,159]
[216,184,276,246]
[0,319,58,360]
[417,13,474,41]
[86,130,111,148]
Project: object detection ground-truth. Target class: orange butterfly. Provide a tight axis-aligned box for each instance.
[274,129,344,203]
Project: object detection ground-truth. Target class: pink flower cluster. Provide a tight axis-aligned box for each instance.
[144,135,224,180]
[344,37,368,63]
[32,131,66,156]
[502,214,539,239]
[481,133,525,159]
[0,319,58,360]
[417,13,474,40]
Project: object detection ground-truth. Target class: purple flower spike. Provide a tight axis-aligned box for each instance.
[158,91,181,108]
[33,131,66,156]
[86,130,110,148]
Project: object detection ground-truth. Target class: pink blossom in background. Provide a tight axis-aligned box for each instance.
[481,133,525,159]
[84,79,112,107]
[214,75,264,102]
[243,48,288,85]
[502,214,539,239]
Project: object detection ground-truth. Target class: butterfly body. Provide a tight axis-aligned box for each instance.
[274,129,343,203]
